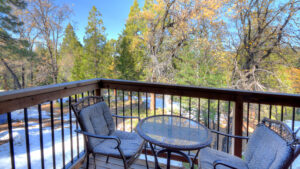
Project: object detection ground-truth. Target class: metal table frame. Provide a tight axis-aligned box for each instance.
[136,115,212,169]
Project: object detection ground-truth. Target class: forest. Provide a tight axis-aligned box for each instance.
[0,0,299,94]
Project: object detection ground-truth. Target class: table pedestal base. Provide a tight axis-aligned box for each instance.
[149,143,200,169]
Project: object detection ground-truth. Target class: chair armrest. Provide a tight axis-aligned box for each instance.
[111,114,140,121]
[210,130,249,140]
[75,130,121,148]
[213,160,245,169]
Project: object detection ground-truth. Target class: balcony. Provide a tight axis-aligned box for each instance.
[0,78,299,169]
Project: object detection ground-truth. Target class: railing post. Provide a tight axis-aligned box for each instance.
[95,89,101,96]
[233,99,243,157]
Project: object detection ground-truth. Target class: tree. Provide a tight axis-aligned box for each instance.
[59,23,83,82]
[231,0,300,91]
[140,0,228,83]
[0,0,30,89]
[116,0,145,80]
[27,0,71,84]
[83,6,107,79]
[116,36,138,79]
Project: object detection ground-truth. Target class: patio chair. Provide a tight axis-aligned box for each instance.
[198,118,300,169]
[71,96,146,169]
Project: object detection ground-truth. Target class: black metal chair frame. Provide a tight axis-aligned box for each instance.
[71,96,148,169]
[209,118,300,169]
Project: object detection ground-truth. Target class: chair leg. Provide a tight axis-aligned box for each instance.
[144,143,149,169]
[93,153,96,169]
[86,153,90,169]
[106,156,110,163]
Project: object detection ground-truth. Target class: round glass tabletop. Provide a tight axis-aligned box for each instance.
[136,115,212,150]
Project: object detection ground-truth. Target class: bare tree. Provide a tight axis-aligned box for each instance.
[27,0,71,84]
[231,0,300,91]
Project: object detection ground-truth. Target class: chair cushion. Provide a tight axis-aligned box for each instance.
[79,102,115,147]
[244,124,293,169]
[198,147,248,169]
[93,131,144,158]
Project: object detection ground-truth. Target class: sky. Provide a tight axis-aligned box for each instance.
[57,0,145,43]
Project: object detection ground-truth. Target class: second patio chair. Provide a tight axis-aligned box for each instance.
[198,118,300,169]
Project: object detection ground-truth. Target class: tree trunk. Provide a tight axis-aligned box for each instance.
[1,58,21,89]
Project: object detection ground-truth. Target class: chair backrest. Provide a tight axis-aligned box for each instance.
[71,96,115,149]
[244,118,299,169]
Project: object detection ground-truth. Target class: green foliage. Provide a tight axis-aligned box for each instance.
[82,6,110,79]
[0,0,29,55]
[115,0,146,80]
[59,23,83,82]
[116,36,139,80]
[175,44,228,88]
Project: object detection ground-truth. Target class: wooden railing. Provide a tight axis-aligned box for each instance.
[0,78,300,169]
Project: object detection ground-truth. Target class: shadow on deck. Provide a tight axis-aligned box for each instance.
[80,154,186,169]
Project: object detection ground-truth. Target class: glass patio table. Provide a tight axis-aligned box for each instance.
[136,115,212,169]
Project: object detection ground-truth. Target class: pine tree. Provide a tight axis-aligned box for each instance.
[59,23,83,81]
[0,0,31,89]
[116,0,146,80]
[83,6,107,79]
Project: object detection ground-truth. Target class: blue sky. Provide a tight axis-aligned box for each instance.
[57,0,145,43]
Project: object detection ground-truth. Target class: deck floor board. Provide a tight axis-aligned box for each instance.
[80,154,186,169]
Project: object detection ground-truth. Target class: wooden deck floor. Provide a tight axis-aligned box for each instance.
[80,154,186,169]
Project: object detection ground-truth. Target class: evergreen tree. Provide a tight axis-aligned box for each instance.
[59,23,83,81]
[0,0,31,89]
[116,36,138,80]
[83,6,107,79]
[116,0,146,80]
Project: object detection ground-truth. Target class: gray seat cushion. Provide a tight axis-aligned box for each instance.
[79,102,115,148]
[244,125,293,169]
[93,131,144,158]
[198,147,248,169]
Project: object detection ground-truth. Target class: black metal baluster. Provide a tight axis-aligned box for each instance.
[138,92,140,119]
[50,102,56,169]
[7,112,15,169]
[189,97,191,119]
[122,90,125,131]
[258,104,261,122]
[281,105,284,121]
[24,108,32,169]
[108,88,111,108]
[163,94,165,115]
[217,100,220,150]
[292,107,295,131]
[87,91,90,97]
[75,95,79,158]
[60,98,66,168]
[188,97,191,155]
[115,89,118,128]
[246,103,250,137]
[198,98,201,123]
[130,91,133,132]
[171,95,173,116]
[208,99,210,128]
[227,101,231,153]
[269,105,272,119]
[180,96,182,116]
[38,105,45,169]
[146,93,148,117]
[68,96,73,163]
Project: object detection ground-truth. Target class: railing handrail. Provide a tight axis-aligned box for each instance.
[1,78,300,114]
[0,78,101,114]
[100,78,300,107]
